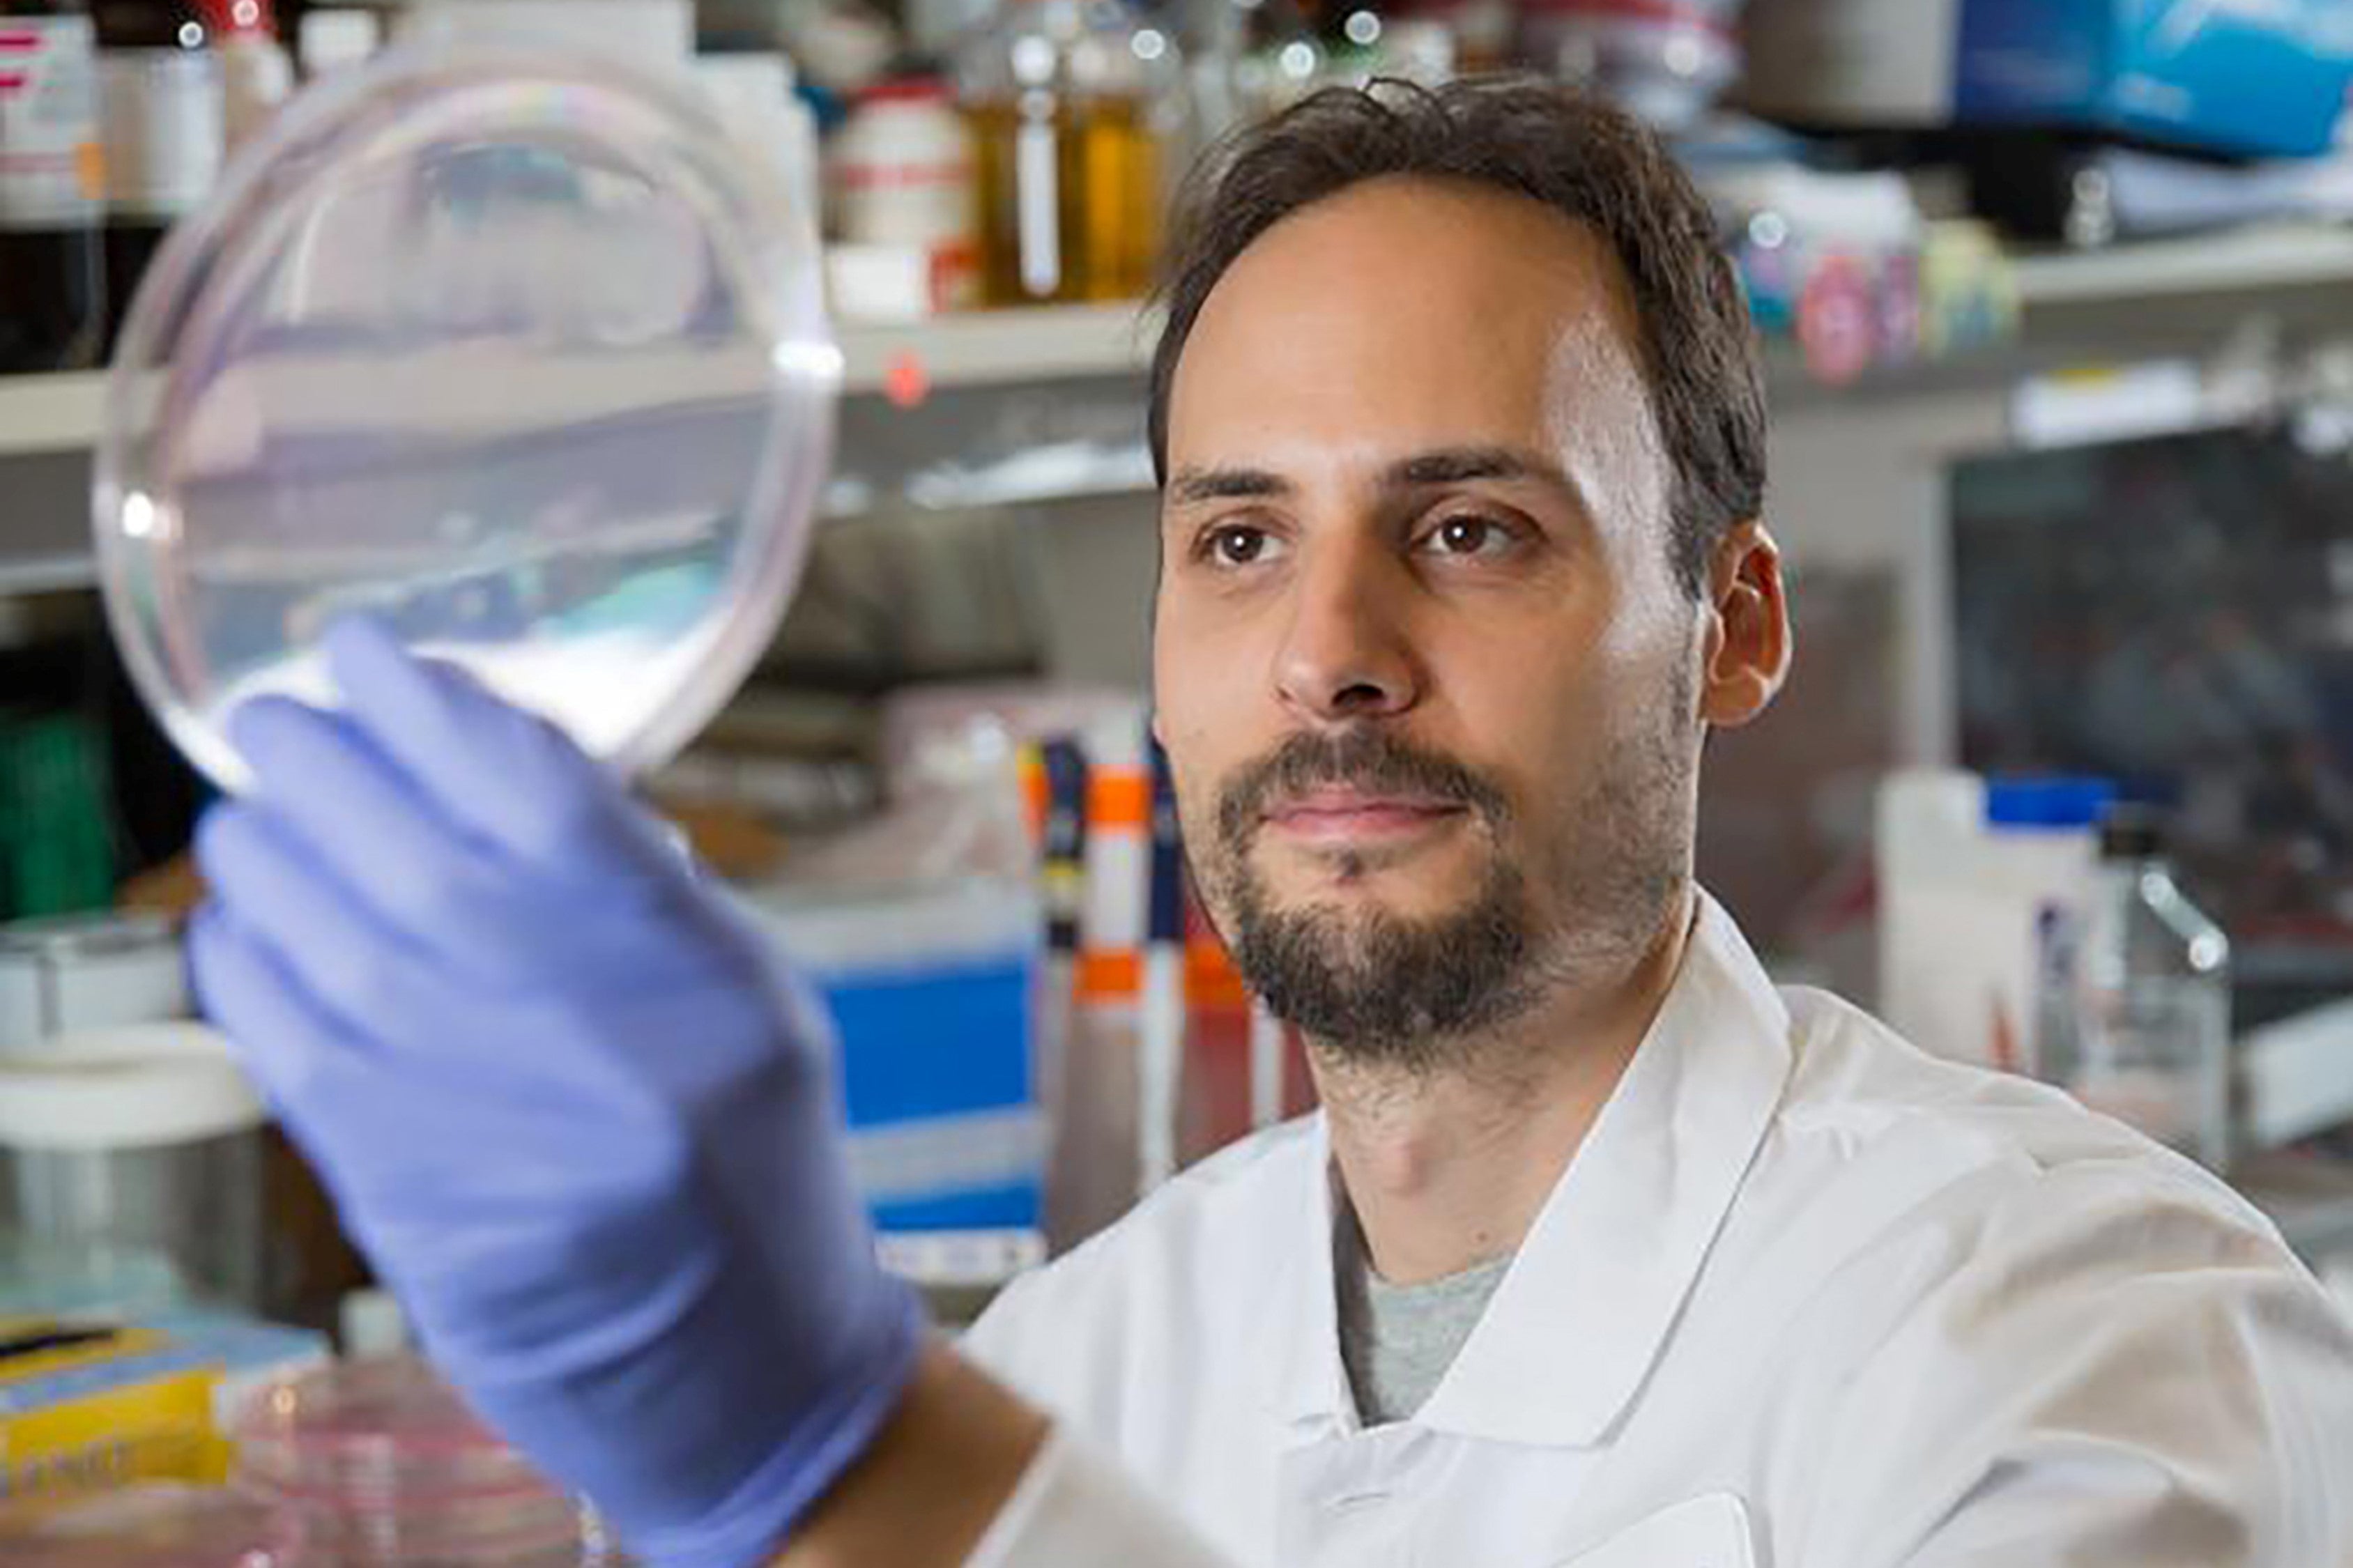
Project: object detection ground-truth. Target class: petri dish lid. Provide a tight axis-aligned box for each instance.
[233,1353,559,1505]
[95,35,840,792]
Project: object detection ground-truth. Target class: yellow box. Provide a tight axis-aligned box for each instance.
[0,1316,323,1512]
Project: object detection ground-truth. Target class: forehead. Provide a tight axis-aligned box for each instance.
[1166,176,1661,481]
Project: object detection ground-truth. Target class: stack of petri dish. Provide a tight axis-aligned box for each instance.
[0,1484,277,1568]
[231,1354,619,1566]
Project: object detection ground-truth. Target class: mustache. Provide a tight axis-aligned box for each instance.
[1214,730,1512,853]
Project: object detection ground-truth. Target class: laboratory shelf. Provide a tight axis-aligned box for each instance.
[0,303,1153,463]
[839,301,1151,393]
[0,371,103,461]
[2009,222,2353,308]
[10,224,2353,593]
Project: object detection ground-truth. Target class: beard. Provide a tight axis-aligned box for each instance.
[1193,690,1694,1075]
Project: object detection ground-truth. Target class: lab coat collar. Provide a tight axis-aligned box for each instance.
[1259,891,1795,1449]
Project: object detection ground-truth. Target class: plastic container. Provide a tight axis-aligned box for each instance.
[1876,771,2115,1075]
[0,6,107,373]
[93,1,229,352]
[233,1354,609,1566]
[2047,808,2235,1168]
[828,77,977,311]
[92,35,837,793]
[0,910,187,1050]
[0,1233,192,1318]
[0,1022,270,1309]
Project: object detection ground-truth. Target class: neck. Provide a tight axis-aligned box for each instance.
[1315,886,1696,1285]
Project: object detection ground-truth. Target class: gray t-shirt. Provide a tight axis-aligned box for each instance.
[1335,1202,1514,1426]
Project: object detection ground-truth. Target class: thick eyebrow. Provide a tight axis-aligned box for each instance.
[1383,445,1582,507]
[1164,466,1294,507]
[1165,447,1588,514]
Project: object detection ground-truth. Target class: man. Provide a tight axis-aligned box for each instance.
[193,79,2353,1568]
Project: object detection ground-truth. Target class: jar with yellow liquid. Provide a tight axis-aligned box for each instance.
[957,0,1176,307]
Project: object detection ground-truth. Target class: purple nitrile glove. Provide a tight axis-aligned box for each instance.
[191,619,923,1568]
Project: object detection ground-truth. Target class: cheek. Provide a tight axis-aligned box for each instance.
[1154,596,1271,753]
[1152,659,1241,834]
[1434,617,1637,824]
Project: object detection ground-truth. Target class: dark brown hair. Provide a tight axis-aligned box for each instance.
[1147,76,1766,597]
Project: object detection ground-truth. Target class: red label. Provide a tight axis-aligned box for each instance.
[836,160,972,192]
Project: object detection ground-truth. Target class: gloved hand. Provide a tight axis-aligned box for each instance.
[190,620,925,1568]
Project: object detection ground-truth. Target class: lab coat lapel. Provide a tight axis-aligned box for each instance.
[1415,893,1797,1448]
[1257,1114,1360,1434]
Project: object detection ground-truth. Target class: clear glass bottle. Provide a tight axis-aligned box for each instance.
[210,0,291,154]
[2052,808,2235,1169]
[957,0,1170,307]
[0,1,106,372]
[92,0,224,351]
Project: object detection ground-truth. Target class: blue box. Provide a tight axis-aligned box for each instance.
[1956,0,2353,158]
[745,881,1044,1237]
[1744,0,2353,160]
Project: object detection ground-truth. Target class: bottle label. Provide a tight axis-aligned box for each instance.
[0,15,103,230]
[101,49,223,220]
[834,153,975,246]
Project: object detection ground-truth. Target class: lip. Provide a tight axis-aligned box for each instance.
[1265,792,1466,845]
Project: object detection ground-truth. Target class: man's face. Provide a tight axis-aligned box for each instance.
[1153,176,1719,1066]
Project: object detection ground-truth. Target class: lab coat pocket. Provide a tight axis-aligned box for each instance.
[1546,1492,1756,1568]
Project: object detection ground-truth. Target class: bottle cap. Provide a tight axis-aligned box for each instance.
[1983,775,2116,831]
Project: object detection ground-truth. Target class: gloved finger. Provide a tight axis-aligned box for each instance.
[187,899,370,1117]
[195,800,460,1036]
[321,617,665,875]
[224,697,509,950]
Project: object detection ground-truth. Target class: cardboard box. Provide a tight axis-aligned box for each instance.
[0,1315,328,1511]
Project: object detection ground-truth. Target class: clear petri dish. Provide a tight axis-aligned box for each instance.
[0,1484,277,1568]
[94,36,838,792]
[232,1353,603,1565]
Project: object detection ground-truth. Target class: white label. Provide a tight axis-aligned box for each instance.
[100,49,223,220]
[1015,117,1059,298]
[0,16,102,229]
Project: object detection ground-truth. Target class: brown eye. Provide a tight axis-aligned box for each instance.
[1423,515,1516,558]
[1209,525,1274,566]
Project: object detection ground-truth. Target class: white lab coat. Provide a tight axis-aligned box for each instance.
[960,893,2353,1568]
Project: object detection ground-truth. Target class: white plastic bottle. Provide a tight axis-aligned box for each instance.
[1877,770,2115,1075]
[827,77,977,314]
